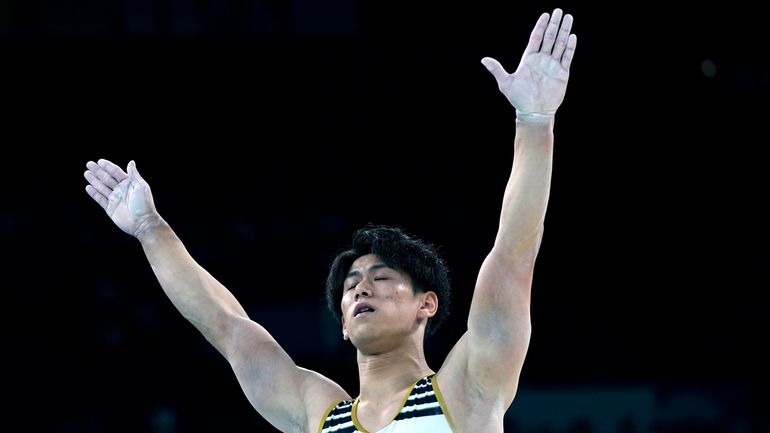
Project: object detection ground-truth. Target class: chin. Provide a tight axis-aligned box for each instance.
[350,331,378,351]
[350,330,401,355]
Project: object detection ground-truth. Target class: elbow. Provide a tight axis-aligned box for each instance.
[202,314,254,360]
[492,225,544,265]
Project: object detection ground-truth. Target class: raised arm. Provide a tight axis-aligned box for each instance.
[84,160,348,432]
[438,7,576,422]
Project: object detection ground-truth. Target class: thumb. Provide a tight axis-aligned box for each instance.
[481,57,508,84]
[127,160,142,182]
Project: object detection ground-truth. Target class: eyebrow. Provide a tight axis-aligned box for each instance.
[345,263,391,279]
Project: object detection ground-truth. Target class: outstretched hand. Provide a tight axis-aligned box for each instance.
[482,8,576,118]
[84,159,159,237]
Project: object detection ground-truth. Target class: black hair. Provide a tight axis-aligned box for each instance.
[325,224,451,336]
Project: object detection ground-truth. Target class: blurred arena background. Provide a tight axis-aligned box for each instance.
[1,1,767,432]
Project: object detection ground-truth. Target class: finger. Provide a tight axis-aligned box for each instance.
[551,13,574,60]
[97,159,128,184]
[561,34,577,70]
[540,8,563,54]
[481,57,509,85]
[127,160,143,182]
[85,184,109,210]
[84,169,114,199]
[86,160,121,189]
[524,12,551,54]
[127,161,146,201]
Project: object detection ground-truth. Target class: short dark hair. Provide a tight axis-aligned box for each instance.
[325,224,451,336]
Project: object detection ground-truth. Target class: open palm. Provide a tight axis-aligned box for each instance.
[84,159,158,237]
[482,8,576,116]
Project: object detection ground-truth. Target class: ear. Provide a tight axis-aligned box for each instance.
[342,317,349,341]
[417,291,438,319]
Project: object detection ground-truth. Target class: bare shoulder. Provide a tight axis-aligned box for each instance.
[299,367,351,433]
[435,332,474,429]
[225,319,350,432]
[435,332,510,432]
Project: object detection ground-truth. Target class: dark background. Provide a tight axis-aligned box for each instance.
[2,1,768,432]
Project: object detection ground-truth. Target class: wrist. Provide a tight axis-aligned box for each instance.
[515,110,555,126]
[134,214,169,243]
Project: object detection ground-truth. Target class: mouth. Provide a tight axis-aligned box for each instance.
[353,303,376,317]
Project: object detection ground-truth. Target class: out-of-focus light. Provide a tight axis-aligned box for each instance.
[701,59,717,78]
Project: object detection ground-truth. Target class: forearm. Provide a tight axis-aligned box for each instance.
[135,218,339,431]
[136,217,249,357]
[494,116,554,255]
[462,117,553,386]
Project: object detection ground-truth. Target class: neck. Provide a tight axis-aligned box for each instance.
[356,339,434,403]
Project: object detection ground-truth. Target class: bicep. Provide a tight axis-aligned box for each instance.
[225,318,349,432]
[446,249,535,408]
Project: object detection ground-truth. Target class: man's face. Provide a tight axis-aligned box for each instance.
[340,254,431,353]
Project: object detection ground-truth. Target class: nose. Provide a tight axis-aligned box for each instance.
[354,281,372,300]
